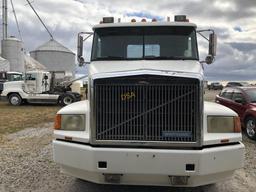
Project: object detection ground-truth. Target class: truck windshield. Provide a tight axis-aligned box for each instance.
[91,26,198,61]
[7,74,23,81]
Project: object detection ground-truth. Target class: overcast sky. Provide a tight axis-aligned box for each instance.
[4,0,256,81]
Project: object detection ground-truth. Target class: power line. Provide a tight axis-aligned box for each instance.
[10,0,23,41]
[25,0,53,39]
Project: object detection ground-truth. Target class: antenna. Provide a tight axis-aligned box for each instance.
[25,0,53,39]
[10,0,23,41]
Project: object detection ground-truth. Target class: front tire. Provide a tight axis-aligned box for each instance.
[8,93,22,106]
[245,116,256,140]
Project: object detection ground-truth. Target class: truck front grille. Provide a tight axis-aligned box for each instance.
[93,75,201,146]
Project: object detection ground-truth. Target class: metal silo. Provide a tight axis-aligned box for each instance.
[30,39,75,77]
[1,37,25,72]
[0,56,10,71]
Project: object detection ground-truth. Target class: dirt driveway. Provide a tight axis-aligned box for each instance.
[0,123,255,192]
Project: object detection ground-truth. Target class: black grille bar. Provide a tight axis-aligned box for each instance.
[93,75,201,145]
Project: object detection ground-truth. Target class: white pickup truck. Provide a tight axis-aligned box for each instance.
[53,15,244,187]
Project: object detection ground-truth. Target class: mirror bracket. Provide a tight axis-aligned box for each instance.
[77,32,93,66]
[197,29,217,65]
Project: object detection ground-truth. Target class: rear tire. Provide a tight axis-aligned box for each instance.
[59,94,75,106]
[8,93,22,106]
[245,116,256,140]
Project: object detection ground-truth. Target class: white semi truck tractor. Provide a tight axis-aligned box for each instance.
[1,71,82,106]
[53,15,244,187]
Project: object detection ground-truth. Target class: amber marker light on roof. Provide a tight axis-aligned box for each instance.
[54,114,61,130]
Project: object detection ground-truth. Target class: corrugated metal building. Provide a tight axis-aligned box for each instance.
[30,39,75,77]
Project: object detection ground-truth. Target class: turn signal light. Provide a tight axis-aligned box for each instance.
[54,114,61,130]
[234,116,241,133]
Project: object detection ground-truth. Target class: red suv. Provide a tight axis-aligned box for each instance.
[215,87,256,140]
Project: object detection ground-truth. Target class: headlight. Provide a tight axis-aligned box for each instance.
[207,116,241,133]
[54,114,85,131]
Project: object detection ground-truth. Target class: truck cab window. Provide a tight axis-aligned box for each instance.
[25,74,36,81]
[127,44,160,58]
[127,45,143,58]
[145,44,160,57]
[7,74,23,81]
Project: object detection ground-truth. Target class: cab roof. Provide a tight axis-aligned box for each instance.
[93,21,197,30]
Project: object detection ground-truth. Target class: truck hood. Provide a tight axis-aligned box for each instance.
[3,81,24,89]
[204,101,238,116]
[88,60,203,78]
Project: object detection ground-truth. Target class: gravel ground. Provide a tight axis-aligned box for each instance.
[0,122,256,192]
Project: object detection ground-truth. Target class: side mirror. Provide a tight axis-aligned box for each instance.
[205,33,217,65]
[77,34,84,66]
[0,72,7,80]
[209,33,217,57]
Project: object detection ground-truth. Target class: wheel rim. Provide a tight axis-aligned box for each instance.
[63,96,72,105]
[11,96,19,105]
[246,119,256,138]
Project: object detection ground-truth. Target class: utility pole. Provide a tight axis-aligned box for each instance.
[2,0,8,40]
[25,0,53,39]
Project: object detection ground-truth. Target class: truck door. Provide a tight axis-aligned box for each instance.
[24,73,37,93]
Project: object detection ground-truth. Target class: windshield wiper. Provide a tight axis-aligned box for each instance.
[96,56,125,60]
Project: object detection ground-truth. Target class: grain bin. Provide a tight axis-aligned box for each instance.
[24,55,46,71]
[1,37,25,72]
[30,39,75,77]
[0,56,10,71]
